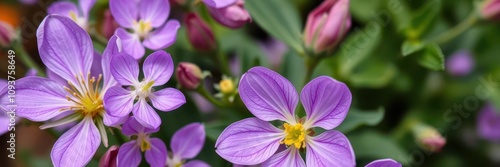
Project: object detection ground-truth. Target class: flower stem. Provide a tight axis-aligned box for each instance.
[303,57,320,86]
[433,10,478,45]
[196,83,225,108]
[111,127,127,144]
[12,40,45,76]
[217,50,232,76]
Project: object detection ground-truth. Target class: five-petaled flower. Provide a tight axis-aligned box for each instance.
[103,50,186,129]
[48,0,96,29]
[109,0,180,59]
[0,15,125,167]
[215,67,355,166]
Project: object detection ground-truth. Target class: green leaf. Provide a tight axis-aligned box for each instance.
[405,0,442,39]
[246,0,303,53]
[348,131,411,165]
[281,51,306,90]
[401,40,425,56]
[339,23,382,76]
[416,43,445,71]
[350,60,396,88]
[337,107,385,133]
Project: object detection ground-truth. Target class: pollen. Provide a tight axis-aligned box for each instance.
[282,123,306,149]
[135,80,155,99]
[219,79,234,94]
[62,73,104,117]
[134,20,153,39]
[137,133,152,152]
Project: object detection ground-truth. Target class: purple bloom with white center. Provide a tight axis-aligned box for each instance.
[166,123,210,167]
[365,159,402,167]
[103,50,186,129]
[215,67,355,166]
[48,0,96,29]
[478,104,500,141]
[116,116,167,167]
[109,0,180,59]
[0,15,126,167]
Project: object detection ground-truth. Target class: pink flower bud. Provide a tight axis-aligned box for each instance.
[415,125,446,152]
[0,21,15,48]
[176,62,203,89]
[481,0,500,20]
[207,0,252,29]
[101,9,119,39]
[303,0,351,53]
[99,145,119,167]
[184,13,216,51]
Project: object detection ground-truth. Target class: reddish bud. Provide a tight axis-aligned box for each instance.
[176,62,203,89]
[184,13,216,51]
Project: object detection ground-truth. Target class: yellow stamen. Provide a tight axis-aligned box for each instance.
[134,20,152,38]
[282,123,306,149]
[63,73,105,117]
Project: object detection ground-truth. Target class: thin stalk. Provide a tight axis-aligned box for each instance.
[303,57,320,86]
[433,10,478,45]
[196,84,225,107]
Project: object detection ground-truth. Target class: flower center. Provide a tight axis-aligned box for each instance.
[282,123,306,149]
[69,11,87,29]
[134,80,155,99]
[166,154,184,167]
[63,73,104,117]
[137,133,151,152]
[219,79,234,94]
[133,20,152,39]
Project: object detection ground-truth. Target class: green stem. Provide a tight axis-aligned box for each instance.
[196,84,225,107]
[217,50,232,76]
[433,10,478,45]
[89,32,108,46]
[12,40,45,76]
[303,57,320,86]
[111,128,127,144]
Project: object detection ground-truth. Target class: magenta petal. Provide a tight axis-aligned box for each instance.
[101,35,122,90]
[117,141,142,167]
[110,52,140,86]
[215,118,284,165]
[109,0,138,28]
[47,2,79,18]
[203,0,237,8]
[261,148,305,167]
[104,86,135,117]
[79,0,96,18]
[145,138,168,167]
[171,123,205,159]
[150,88,185,112]
[37,15,93,86]
[139,0,170,27]
[306,130,355,167]
[51,117,100,167]
[133,99,161,129]
[115,28,145,59]
[184,160,211,167]
[0,77,73,121]
[365,159,402,167]
[121,116,159,136]
[143,51,174,86]
[301,76,351,130]
[143,20,180,50]
[239,67,298,122]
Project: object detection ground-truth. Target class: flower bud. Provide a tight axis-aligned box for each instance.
[303,0,351,53]
[414,125,446,152]
[101,9,119,39]
[184,13,216,51]
[0,21,15,48]
[481,0,500,20]
[207,0,252,29]
[99,145,119,167]
[446,51,474,76]
[176,62,203,89]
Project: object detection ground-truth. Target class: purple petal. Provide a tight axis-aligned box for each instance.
[0,115,10,136]
[478,104,500,140]
[143,20,180,50]
[145,138,168,167]
[51,117,100,167]
[171,123,205,159]
[104,86,135,117]
[115,28,145,59]
[0,79,6,89]
[0,77,73,121]
[306,130,355,167]
[239,66,298,122]
[103,112,127,127]
[101,35,122,90]
[184,160,211,167]
[203,0,237,8]
[215,118,284,165]
[301,76,351,130]
[365,159,402,167]
[47,69,67,87]
[48,2,79,18]
[91,52,103,80]
[110,52,140,86]
[143,50,174,86]
[133,99,161,129]
[37,15,93,86]
[122,116,159,136]
[116,141,142,167]
[26,68,38,77]
[261,148,305,167]
[109,0,138,28]
[150,88,185,112]
[139,0,170,27]
[79,0,96,18]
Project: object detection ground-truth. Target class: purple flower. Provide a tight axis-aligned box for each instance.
[446,51,474,76]
[202,0,238,8]
[0,15,126,167]
[207,0,252,29]
[478,104,500,141]
[0,79,8,136]
[365,159,401,167]
[48,0,96,29]
[166,123,210,167]
[103,51,186,129]
[110,0,180,59]
[215,67,355,166]
[117,117,167,167]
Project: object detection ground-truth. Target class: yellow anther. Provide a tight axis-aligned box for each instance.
[282,123,307,149]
